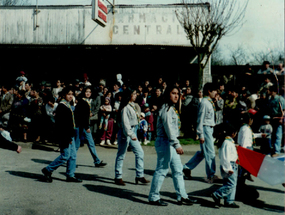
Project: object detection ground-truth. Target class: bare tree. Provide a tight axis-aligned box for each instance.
[227,44,249,65]
[250,40,284,66]
[176,0,248,89]
[1,0,30,6]
[211,44,225,66]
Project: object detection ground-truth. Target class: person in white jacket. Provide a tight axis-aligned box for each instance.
[211,124,239,208]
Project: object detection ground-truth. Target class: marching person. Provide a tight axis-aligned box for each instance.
[41,86,82,183]
[183,83,218,183]
[211,124,239,208]
[148,86,197,206]
[114,89,149,186]
[74,86,107,168]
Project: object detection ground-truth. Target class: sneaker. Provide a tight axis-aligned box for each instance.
[42,168,52,183]
[99,140,105,146]
[113,141,118,145]
[95,160,107,167]
[183,168,192,180]
[106,139,111,145]
[143,140,148,145]
[224,202,239,208]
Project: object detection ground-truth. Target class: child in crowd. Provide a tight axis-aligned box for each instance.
[144,103,154,141]
[99,97,112,131]
[138,112,149,145]
[211,124,239,208]
[258,115,273,155]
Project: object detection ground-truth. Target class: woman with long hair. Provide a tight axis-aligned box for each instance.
[148,86,197,206]
[114,88,149,186]
[74,86,106,167]
[42,86,81,183]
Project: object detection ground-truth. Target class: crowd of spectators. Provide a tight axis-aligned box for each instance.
[0,61,284,156]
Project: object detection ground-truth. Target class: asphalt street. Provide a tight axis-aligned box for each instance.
[0,142,284,215]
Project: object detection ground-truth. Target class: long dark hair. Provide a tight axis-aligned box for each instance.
[80,86,93,99]
[117,88,136,124]
[162,85,180,112]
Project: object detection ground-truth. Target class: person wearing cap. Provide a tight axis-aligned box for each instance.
[258,115,273,155]
[138,112,148,145]
[16,71,28,83]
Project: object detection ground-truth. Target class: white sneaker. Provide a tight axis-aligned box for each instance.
[113,141,118,145]
[100,140,105,146]
[143,140,148,145]
[106,139,111,145]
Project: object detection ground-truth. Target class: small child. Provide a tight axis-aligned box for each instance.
[258,115,273,155]
[138,112,149,145]
[99,97,112,131]
[144,103,154,141]
[211,124,239,208]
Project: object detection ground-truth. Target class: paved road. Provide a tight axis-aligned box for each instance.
[0,142,284,215]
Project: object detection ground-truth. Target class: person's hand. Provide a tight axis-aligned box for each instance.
[132,137,137,141]
[200,138,205,144]
[261,133,267,138]
[86,128,91,133]
[228,170,234,175]
[90,113,93,117]
[0,110,2,114]
[176,147,184,155]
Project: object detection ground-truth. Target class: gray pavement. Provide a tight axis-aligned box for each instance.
[0,142,284,215]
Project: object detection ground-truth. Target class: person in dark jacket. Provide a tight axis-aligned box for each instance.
[41,86,82,183]
[74,86,106,167]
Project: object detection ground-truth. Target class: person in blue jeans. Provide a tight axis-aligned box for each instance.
[211,124,239,208]
[114,89,149,186]
[148,86,197,206]
[74,87,107,168]
[183,83,218,183]
[268,85,285,156]
[41,86,82,183]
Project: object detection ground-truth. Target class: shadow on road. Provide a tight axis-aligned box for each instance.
[242,199,285,213]
[5,170,65,182]
[31,158,52,165]
[31,143,56,152]
[84,184,150,204]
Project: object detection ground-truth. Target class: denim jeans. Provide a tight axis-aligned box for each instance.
[46,137,76,178]
[183,126,216,179]
[149,137,188,201]
[213,162,238,204]
[272,124,283,154]
[75,127,101,164]
[115,126,144,179]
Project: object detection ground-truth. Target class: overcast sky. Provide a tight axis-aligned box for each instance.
[29,0,285,60]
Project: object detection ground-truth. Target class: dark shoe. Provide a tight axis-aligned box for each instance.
[95,161,107,167]
[149,200,168,206]
[66,177,82,183]
[246,174,254,182]
[42,168,52,183]
[115,178,126,186]
[135,177,150,184]
[183,168,192,179]
[211,193,221,207]
[224,202,240,208]
[177,197,197,205]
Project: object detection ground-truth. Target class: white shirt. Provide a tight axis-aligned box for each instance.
[238,124,262,148]
[0,130,12,141]
[219,138,238,173]
[45,103,58,117]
